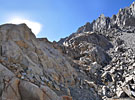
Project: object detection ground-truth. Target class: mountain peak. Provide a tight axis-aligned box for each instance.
[1,1,135,100]
[99,14,105,18]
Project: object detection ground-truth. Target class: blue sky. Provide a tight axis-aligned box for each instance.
[0,0,134,41]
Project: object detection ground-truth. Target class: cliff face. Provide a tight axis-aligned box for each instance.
[62,1,135,35]
[1,1,135,100]
[0,24,101,100]
[58,1,135,100]
[0,24,75,100]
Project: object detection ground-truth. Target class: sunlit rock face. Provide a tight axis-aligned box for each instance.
[0,24,75,100]
[64,1,135,35]
[0,24,101,100]
[1,1,135,100]
[58,1,135,100]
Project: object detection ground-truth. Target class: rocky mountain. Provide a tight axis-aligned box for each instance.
[58,1,135,100]
[0,24,101,100]
[0,1,135,100]
[58,1,135,40]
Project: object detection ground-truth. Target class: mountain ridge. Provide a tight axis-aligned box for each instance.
[59,1,135,44]
[57,1,135,100]
[0,1,135,100]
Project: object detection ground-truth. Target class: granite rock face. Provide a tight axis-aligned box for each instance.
[1,1,135,100]
[0,24,101,100]
[62,32,112,66]
[62,2,135,35]
[58,1,135,100]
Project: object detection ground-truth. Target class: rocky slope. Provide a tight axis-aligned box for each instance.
[0,24,75,100]
[1,1,135,100]
[0,24,101,100]
[58,1,135,100]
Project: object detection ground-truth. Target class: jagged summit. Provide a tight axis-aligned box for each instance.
[1,1,135,100]
[61,1,135,40]
[57,1,135,100]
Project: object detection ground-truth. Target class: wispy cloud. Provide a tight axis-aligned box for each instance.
[7,18,42,35]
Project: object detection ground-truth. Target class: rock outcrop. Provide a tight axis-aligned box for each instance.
[0,24,101,100]
[58,1,135,100]
[1,1,135,100]
[60,1,135,36]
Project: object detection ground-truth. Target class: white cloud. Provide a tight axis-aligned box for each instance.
[7,18,42,35]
